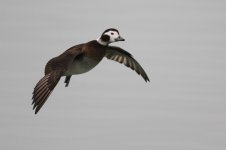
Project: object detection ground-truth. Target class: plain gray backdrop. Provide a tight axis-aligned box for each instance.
[1,0,226,150]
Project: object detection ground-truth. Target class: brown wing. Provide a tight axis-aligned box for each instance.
[32,71,62,114]
[32,44,84,114]
[105,46,150,82]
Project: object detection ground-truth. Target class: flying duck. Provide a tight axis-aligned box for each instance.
[32,28,149,114]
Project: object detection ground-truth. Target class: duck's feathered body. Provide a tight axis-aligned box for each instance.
[32,28,149,114]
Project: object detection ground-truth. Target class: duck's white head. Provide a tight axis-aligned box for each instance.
[97,28,125,46]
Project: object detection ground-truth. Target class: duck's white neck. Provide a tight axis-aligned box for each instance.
[96,37,108,46]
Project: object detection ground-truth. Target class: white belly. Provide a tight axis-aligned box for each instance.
[65,57,100,75]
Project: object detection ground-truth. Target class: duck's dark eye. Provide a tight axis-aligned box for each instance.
[111,32,114,35]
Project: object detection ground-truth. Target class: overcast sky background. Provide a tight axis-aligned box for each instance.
[0,0,226,150]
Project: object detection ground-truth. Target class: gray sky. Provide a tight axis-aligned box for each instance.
[1,0,226,150]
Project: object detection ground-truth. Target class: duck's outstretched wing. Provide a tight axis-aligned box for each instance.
[32,45,84,114]
[105,46,149,82]
[32,71,63,114]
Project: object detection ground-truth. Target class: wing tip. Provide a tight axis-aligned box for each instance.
[31,73,55,115]
[34,108,40,114]
[145,78,150,82]
[143,75,150,82]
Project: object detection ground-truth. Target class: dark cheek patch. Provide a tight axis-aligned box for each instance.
[101,35,110,42]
